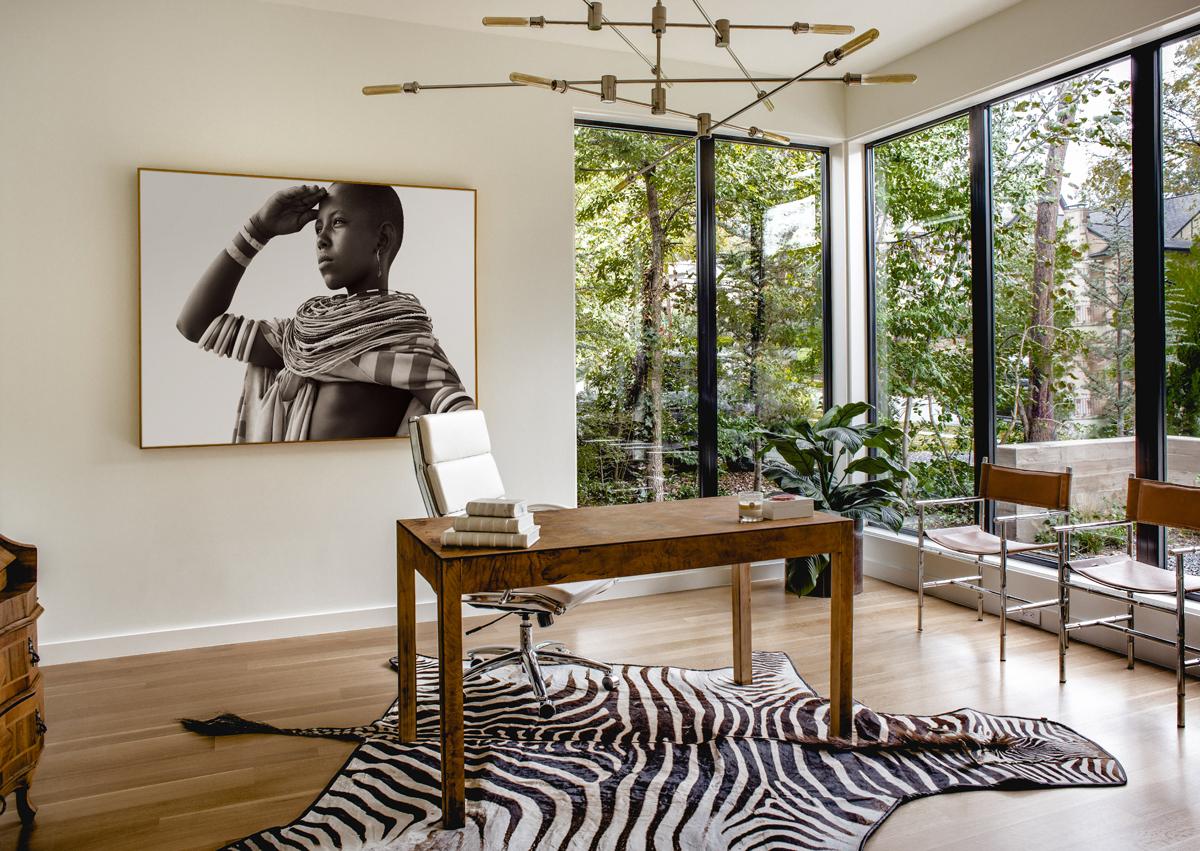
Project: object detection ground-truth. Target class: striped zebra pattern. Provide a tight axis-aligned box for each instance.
[210,652,1125,850]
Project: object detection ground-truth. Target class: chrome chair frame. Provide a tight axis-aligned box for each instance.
[1054,515,1200,728]
[409,413,615,718]
[916,460,1071,661]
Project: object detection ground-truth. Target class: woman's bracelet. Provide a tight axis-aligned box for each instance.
[225,218,271,268]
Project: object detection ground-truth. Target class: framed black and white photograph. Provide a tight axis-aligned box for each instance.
[138,168,476,449]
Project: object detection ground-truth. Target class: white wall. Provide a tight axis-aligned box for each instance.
[0,0,843,663]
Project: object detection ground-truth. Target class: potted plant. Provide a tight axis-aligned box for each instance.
[760,402,910,597]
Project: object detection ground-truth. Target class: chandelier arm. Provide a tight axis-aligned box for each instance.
[707,58,824,137]
[566,85,699,121]
[689,0,773,111]
[581,1,674,88]
[507,21,854,31]
[573,76,849,84]
[560,83,777,140]
[363,76,915,95]
[705,28,879,135]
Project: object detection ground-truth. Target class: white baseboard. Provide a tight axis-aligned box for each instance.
[40,561,784,665]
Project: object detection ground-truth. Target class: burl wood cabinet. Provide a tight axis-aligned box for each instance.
[0,535,44,823]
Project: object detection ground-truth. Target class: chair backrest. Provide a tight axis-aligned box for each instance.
[979,461,1072,512]
[409,410,505,518]
[1126,477,1200,532]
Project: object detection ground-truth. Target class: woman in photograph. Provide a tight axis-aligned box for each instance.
[176,182,474,442]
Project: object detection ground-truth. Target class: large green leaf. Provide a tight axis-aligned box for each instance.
[816,426,865,454]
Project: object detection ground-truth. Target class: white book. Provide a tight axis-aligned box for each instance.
[465,497,528,518]
[441,527,541,549]
[452,513,535,534]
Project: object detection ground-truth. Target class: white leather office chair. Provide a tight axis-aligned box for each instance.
[409,409,616,718]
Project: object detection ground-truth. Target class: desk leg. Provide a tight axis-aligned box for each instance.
[732,562,753,685]
[438,563,465,829]
[829,529,854,740]
[396,542,417,741]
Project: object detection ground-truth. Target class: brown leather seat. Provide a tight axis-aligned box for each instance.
[1071,555,1200,595]
[924,525,1051,556]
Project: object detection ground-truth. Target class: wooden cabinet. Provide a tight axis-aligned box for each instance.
[0,535,43,824]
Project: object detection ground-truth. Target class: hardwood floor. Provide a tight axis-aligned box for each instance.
[4,577,1197,850]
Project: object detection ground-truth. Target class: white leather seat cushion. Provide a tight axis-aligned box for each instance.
[419,409,492,464]
[427,454,505,516]
[1071,555,1200,595]
[924,525,1051,556]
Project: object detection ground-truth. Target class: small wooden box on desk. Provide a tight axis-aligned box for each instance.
[0,535,45,824]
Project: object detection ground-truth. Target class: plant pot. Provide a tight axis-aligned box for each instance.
[785,517,864,598]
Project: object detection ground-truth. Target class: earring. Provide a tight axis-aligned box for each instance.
[376,248,383,279]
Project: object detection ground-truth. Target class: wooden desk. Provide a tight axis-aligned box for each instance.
[395,495,855,829]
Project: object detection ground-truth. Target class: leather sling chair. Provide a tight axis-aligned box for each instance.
[1054,476,1200,727]
[916,460,1072,661]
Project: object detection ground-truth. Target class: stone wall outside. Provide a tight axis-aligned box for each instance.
[994,435,1200,515]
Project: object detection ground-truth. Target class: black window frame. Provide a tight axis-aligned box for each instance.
[574,118,833,498]
[864,22,1200,567]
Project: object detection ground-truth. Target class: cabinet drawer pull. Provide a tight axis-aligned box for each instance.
[34,710,46,737]
[27,638,39,667]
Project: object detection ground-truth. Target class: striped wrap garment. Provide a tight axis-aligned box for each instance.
[198,291,473,442]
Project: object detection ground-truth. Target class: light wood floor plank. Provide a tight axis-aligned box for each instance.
[1,577,1195,849]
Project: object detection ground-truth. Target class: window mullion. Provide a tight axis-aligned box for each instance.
[696,134,718,497]
[969,104,997,529]
[1131,42,1167,565]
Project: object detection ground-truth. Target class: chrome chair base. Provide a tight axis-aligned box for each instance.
[465,614,616,718]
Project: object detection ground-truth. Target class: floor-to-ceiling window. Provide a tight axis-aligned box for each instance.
[575,125,698,504]
[992,59,1133,551]
[870,116,973,527]
[867,24,1200,573]
[715,140,825,495]
[575,124,828,507]
[1162,33,1200,567]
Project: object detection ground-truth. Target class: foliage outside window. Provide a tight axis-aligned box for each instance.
[991,60,1133,551]
[575,126,827,507]
[575,127,697,506]
[715,141,824,494]
[1162,34,1200,567]
[1164,35,1200,447]
[871,116,973,527]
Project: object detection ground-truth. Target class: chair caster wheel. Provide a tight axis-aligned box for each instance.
[538,702,556,719]
[602,675,616,690]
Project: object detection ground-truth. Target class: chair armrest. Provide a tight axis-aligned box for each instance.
[1168,544,1200,557]
[1052,519,1134,535]
[529,503,570,511]
[914,496,984,508]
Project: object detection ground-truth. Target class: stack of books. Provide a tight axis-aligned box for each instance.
[440,497,540,548]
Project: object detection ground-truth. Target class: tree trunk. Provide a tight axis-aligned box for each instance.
[1114,322,1125,436]
[1027,90,1076,443]
[749,212,767,490]
[642,169,666,502]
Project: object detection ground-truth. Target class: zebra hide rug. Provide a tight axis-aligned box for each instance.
[186,651,1125,850]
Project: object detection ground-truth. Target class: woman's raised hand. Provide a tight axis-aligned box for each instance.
[251,184,328,238]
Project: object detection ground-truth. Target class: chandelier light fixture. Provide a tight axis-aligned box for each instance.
[363,1,916,182]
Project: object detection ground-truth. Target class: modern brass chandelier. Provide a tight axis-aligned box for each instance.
[363,1,915,181]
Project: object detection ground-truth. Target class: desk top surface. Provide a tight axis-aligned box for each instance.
[397,495,849,562]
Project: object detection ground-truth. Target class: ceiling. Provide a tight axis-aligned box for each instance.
[266,0,1026,74]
